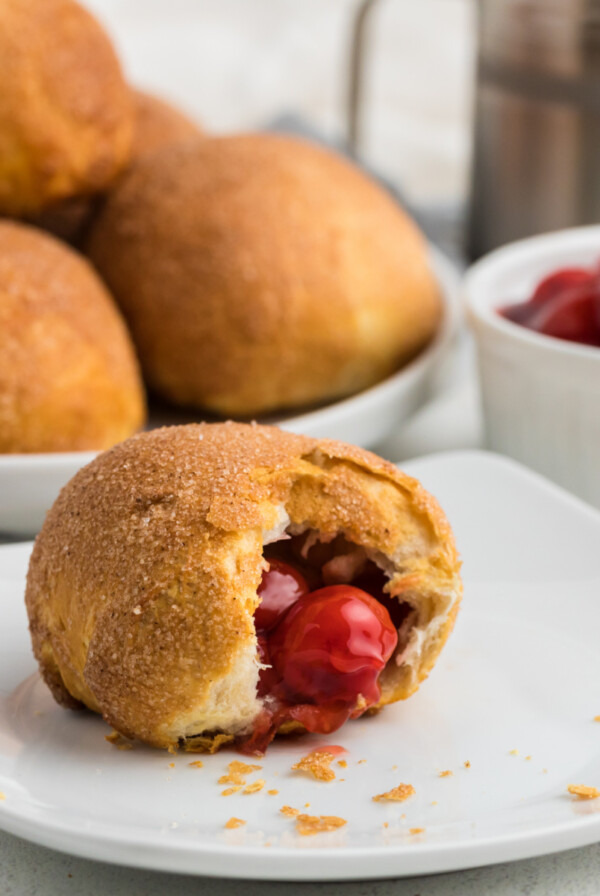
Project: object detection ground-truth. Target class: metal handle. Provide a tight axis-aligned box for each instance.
[346,0,381,155]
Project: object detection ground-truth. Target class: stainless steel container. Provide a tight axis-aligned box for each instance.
[468,0,600,259]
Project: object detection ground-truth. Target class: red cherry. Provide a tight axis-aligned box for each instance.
[530,268,594,306]
[268,585,398,708]
[254,559,309,632]
[594,291,600,332]
[529,287,600,345]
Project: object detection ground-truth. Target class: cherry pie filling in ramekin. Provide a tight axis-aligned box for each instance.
[240,531,415,754]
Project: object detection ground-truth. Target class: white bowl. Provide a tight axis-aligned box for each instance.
[465,225,600,509]
[0,246,459,538]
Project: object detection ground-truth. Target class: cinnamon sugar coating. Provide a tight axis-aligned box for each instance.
[33,88,203,246]
[25,422,461,750]
[0,0,133,217]
[87,133,441,416]
[0,221,145,452]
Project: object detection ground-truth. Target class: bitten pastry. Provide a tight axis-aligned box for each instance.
[25,423,461,753]
[0,221,145,452]
[87,134,442,416]
[0,0,133,217]
[33,88,203,246]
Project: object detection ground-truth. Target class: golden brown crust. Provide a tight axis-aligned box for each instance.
[25,422,461,749]
[87,133,442,416]
[0,0,133,217]
[29,89,203,246]
[0,221,146,452]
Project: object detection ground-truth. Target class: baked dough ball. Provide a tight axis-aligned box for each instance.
[0,221,145,452]
[87,134,442,416]
[0,0,133,217]
[130,89,201,161]
[26,422,461,752]
[32,89,203,246]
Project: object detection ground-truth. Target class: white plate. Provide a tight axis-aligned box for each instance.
[1,450,600,880]
[0,247,459,537]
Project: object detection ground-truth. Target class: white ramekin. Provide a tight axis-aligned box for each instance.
[464,225,600,509]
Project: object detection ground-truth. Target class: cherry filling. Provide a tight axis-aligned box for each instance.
[254,559,309,632]
[268,586,398,706]
[239,536,406,755]
[500,262,600,347]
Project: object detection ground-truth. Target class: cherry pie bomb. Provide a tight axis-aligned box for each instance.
[25,423,462,755]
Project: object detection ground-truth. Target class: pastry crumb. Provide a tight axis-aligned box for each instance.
[183,733,233,754]
[372,783,415,803]
[295,814,347,836]
[267,789,279,795]
[292,751,335,782]
[337,760,348,768]
[594,716,600,722]
[304,802,310,808]
[243,779,265,794]
[568,784,600,800]
[431,801,438,806]
[383,822,389,828]
[409,827,425,835]
[543,769,548,774]
[168,762,175,768]
[464,760,471,768]
[188,760,203,769]
[224,817,246,829]
[0,792,5,801]
[439,770,453,778]
[525,755,532,761]
[104,731,133,750]
[358,759,367,765]
[509,749,519,756]
[280,805,299,817]
[221,786,242,797]
[219,761,262,786]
